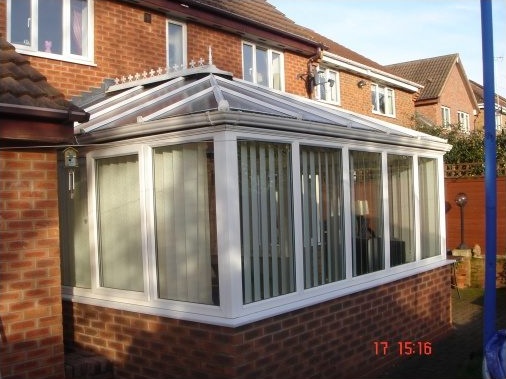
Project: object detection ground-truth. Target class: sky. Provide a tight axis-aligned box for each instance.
[268,0,506,98]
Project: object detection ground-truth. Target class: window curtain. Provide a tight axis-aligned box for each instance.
[238,141,294,304]
[71,0,87,55]
[300,146,345,288]
[96,155,143,292]
[153,143,214,304]
[418,157,441,258]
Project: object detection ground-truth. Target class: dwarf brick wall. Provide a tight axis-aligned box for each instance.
[445,176,506,255]
[0,151,65,379]
[63,266,451,379]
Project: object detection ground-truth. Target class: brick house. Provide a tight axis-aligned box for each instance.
[386,54,480,131]
[2,1,455,378]
[470,79,506,132]
[0,38,89,379]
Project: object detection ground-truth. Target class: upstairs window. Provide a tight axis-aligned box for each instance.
[441,106,451,127]
[315,68,340,104]
[167,20,186,71]
[8,0,92,63]
[242,42,284,91]
[457,111,470,132]
[371,83,395,117]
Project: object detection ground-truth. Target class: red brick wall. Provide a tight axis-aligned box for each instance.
[63,266,451,379]
[445,176,506,255]
[0,151,65,379]
[339,71,416,128]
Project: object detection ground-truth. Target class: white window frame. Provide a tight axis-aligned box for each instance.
[371,83,395,117]
[315,67,340,104]
[457,111,470,133]
[241,41,285,91]
[166,19,187,71]
[62,128,448,327]
[6,0,95,65]
[441,106,451,127]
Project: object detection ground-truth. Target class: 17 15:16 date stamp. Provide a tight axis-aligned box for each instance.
[373,341,433,356]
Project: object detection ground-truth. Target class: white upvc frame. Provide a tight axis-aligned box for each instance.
[458,111,470,133]
[166,19,187,71]
[63,126,449,327]
[315,67,340,105]
[371,83,396,117]
[441,106,451,127]
[6,0,95,65]
[241,41,285,91]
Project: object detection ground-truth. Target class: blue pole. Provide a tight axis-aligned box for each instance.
[480,0,497,351]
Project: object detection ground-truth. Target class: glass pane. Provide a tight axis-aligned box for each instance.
[59,158,91,288]
[168,22,183,70]
[387,155,415,266]
[238,141,294,303]
[255,47,268,87]
[153,142,218,305]
[329,71,338,102]
[350,150,384,276]
[318,71,326,100]
[418,157,441,258]
[242,43,254,82]
[371,85,378,112]
[39,0,63,54]
[70,0,88,55]
[385,88,394,115]
[271,52,281,90]
[96,155,143,292]
[10,0,31,47]
[300,146,345,288]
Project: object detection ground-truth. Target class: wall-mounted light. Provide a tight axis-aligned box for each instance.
[357,79,367,88]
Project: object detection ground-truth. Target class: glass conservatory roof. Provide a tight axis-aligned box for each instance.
[74,65,447,147]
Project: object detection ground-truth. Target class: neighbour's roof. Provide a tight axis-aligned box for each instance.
[470,79,506,108]
[74,65,448,151]
[0,37,89,122]
[385,54,459,101]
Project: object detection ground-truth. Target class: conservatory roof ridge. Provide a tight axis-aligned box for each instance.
[107,64,233,93]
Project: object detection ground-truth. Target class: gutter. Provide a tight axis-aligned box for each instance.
[0,103,90,123]
[323,51,423,93]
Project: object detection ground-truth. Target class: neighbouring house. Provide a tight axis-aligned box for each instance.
[386,54,480,132]
[2,0,456,378]
[0,37,89,379]
[470,79,506,133]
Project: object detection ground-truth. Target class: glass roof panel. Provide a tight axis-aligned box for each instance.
[150,92,218,120]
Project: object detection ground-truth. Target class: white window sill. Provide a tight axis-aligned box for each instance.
[14,47,96,67]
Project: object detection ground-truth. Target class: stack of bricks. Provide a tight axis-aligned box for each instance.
[0,151,65,379]
[63,266,452,379]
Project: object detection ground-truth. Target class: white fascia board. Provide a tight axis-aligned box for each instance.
[322,52,422,93]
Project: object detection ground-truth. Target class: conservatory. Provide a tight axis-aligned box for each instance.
[59,64,451,327]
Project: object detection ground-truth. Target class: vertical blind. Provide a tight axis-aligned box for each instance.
[96,155,144,292]
[387,154,415,265]
[238,141,294,304]
[300,146,345,288]
[154,143,215,304]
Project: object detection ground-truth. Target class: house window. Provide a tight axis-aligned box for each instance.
[418,157,441,259]
[153,142,218,305]
[167,20,186,71]
[457,111,470,132]
[371,83,395,116]
[242,42,284,90]
[238,141,294,303]
[300,146,345,287]
[441,106,451,127]
[8,0,92,62]
[95,155,144,292]
[387,154,415,266]
[316,69,340,104]
[496,113,502,131]
[350,150,384,276]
